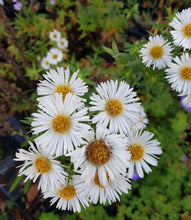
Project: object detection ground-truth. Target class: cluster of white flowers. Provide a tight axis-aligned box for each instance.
[41,30,69,70]
[140,7,191,110]
[15,66,162,213]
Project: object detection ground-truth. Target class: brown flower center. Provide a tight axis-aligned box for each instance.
[52,115,70,133]
[35,156,51,174]
[128,143,144,161]
[93,171,110,188]
[106,99,123,117]
[86,140,111,166]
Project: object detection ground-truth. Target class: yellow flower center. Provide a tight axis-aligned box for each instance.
[52,115,70,133]
[106,99,123,117]
[93,171,110,188]
[180,67,191,80]
[52,54,58,59]
[183,23,191,37]
[86,140,111,166]
[58,185,76,201]
[34,156,51,174]
[128,143,144,161]
[54,85,72,101]
[61,41,64,45]
[53,34,57,38]
[149,45,163,59]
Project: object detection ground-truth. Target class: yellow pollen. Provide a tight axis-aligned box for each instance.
[58,185,76,201]
[106,99,123,117]
[61,41,64,45]
[149,45,163,59]
[183,23,191,37]
[180,67,191,80]
[94,171,110,188]
[128,143,144,161]
[35,156,51,174]
[86,140,111,166]
[52,115,70,133]
[53,34,57,38]
[45,61,49,65]
[54,85,72,101]
[52,54,58,59]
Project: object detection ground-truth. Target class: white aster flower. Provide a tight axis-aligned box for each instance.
[41,56,50,70]
[165,53,191,94]
[43,175,89,213]
[37,66,87,103]
[14,142,67,192]
[79,172,131,205]
[70,125,131,187]
[130,105,148,131]
[31,93,90,156]
[57,38,68,49]
[47,48,63,65]
[89,80,140,134]
[169,8,191,50]
[140,35,172,69]
[49,29,61,42]
[126,130,162,179]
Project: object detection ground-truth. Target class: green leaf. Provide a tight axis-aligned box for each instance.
[171,112,187,133]
[9,175,23,193]
[39,212,59,220]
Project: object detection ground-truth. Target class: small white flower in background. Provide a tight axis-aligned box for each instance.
[47,48,63,65]
[31,93,90,156]
[79,172,131,205]
[14,142,68,192]
[41,57,50,70]
[43,175,89,213]
[89,80,140,134]
[57,38,68,49]
[0,0,4,6]
[37,66,87,103]
[130,105,148,131]
[70,125,131,187]
[165,53,191,94]
[126,129,162,179]
[140,35,172,69]
[49,29,61,42]
[169,8,191,50]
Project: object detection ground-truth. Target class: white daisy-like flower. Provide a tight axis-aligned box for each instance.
[31,93,90,156]
[165,53,191,94]
[70,125,131,187]
[140,35,172,69]
[89,80,141,134]
[130,105,148,131]
[14,142,67,192]
[57,37,68,49]
[79,172,131,205]
[41,56,50,70]
[37,66,87,103]
[43,175,89,213]
[169,8,191,50]
[49,29,61,42]
[126,129,162,179]
[47,48,63,65]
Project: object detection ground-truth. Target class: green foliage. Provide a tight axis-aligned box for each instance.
[39,211,59,220]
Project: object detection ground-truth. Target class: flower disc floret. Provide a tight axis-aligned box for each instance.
[106,99,123,116]
[128,144,144,161]
[180,67,191,80]
[58,185,76,201]
[86,140,111,166]
[52,115,70,133]
[54,85,72,100]
[35,156,51,174]
[149,45,163,59]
